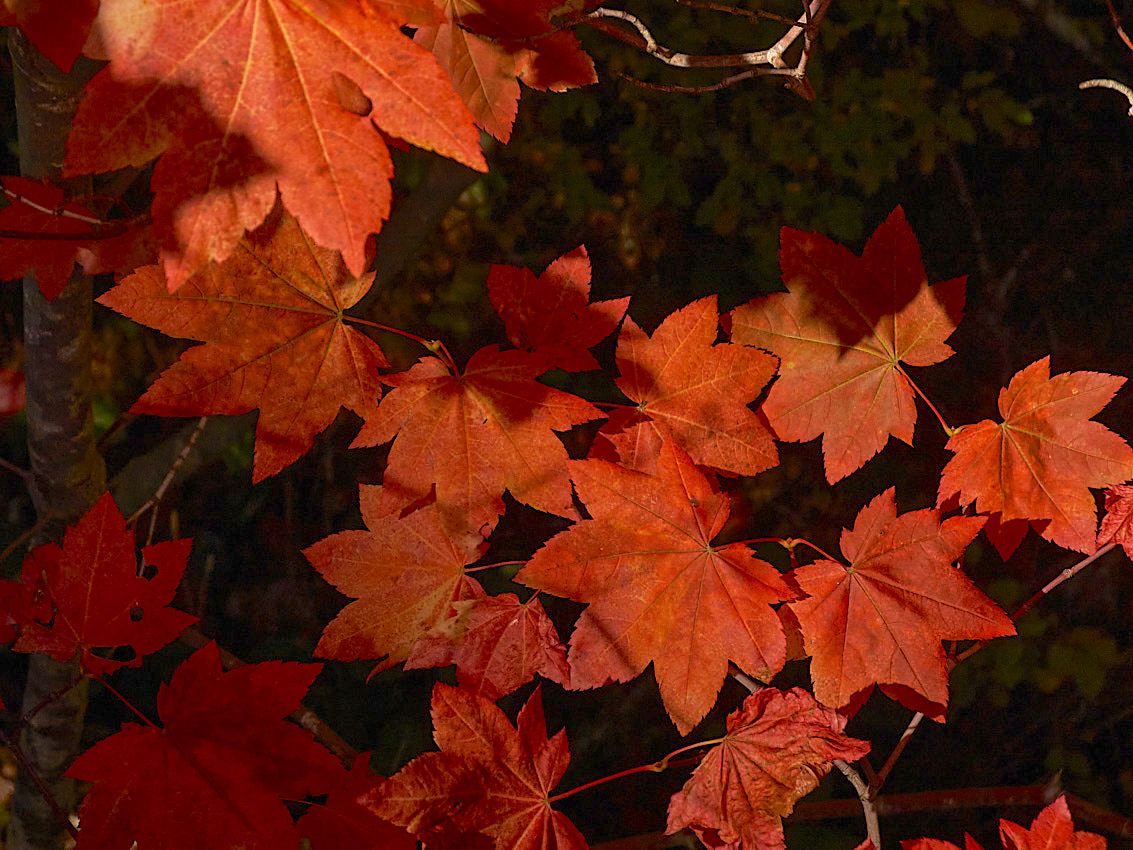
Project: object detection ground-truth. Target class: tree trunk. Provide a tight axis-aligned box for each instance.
[7,30,104,850]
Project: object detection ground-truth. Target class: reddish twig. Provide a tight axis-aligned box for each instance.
[1102,0,1133,52]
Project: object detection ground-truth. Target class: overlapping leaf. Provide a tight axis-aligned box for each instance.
[608,296,778,477]
[1098,484,1133,559]
[66,0,485,288]
[667,687,871,850]
[903,796,1106,850]
[519,439,793,734]
[352,345,601,534]
[487,245,629,372]
[1,0,98,71]
[305,485,486,669]
[0,176,152,300]
[67,642,342,850]
[726,206,965,483]
[297,754,415,850]
[406,592,570,700]
[367,684,587,850]
[418,1,597,142]
[3,492,196,677]
[98,206,387,483]
[938,357,1133,553]
[787,488,1014,719]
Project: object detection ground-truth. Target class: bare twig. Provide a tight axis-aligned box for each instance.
[870,711,924,795]
[1102,0,1133,53]
[1079,78,1133,116]
[834,759,880,849]
[126,415,208,544]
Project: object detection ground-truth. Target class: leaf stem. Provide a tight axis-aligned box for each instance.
[345,316,458,372]
[464,559,526,573]
[93,673,159,729]
[549,750,713,803]
[741,536,840,563]
[897,364,952,434]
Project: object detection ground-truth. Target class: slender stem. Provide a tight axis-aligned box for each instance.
[549,754,704,803]
[0,727,78,841]
[464,559,526,574]
[870,711,923,795]
[345,316,458,372]
[93,674,159,729]
[0,514,48,564]
[1102,0,1133,52]
[896,363,952,434]
[0,455,30,480]
[126,415,209,542]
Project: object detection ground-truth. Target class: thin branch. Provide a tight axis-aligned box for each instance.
[1079,78,1133,116]
[1102,0,1133,53]
[835,759,881,849]
[586,0,830,70]
[870,711,924,795]
[126,415,209,545]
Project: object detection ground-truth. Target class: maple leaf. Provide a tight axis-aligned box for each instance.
[726,206,965,483]
[787,487,1014,719]
[487,245,629,372]
[6,492,196,677]
[66,641,342,850]
[519,438,793,734]
[406,591,570,700]
[0,176,151,300]
[98,205,388,483]
[65,0,485,289]
[304,484,487,668]
[367,683,588,850]
[902,796,1106,850]
[666,687,871,850]
[1098,484,1133,559]
[296,753,415,850]
[610,296,779,477]
[2,0,99,72]
[419,2,596,142]
[937,357,1133,553]
[352,345,601,533]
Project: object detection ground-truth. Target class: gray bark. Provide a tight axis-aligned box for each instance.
[7,29,104,850]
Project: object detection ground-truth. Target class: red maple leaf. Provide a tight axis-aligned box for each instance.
[367,683,588,850]
[352,345,601,534]
[937,357,1133,553]
[487,245,629,372]
[519,438,793,734]
[304,484,487,668]
[98,205,388,483]
[418,3,596,142]
[65,0,485,288]
[66,641,342,850]
[726,206,965,483]
[1,0,99,72]
[788,487,1014,719]
[1098,484,1133,559]
[296,753,415,850]
[608,296,779,477]
[666,687,871,850]
[0,176,151,300]
[406,591,570,700]
[6,492,196,677]
[902,795,1106,850]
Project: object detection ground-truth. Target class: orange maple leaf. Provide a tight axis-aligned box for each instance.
[726,206,965,483]
[487,245,629,372]
[902,795,1106,850]
[608,296,779,477]
[519,438,793,734]
[419,1,596,142]
[304,485,486,668]
[66,642,342,850]
[666,687,870,850]
[1098,484,1133,559]
[98,206,388,483]
[6,492,196,677]
[406,592,570,700]
[352,345,601,534]
[367,683,588,850]
[787,487,1014,719]
[937,357,1133,553]
[65,0,485,288]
